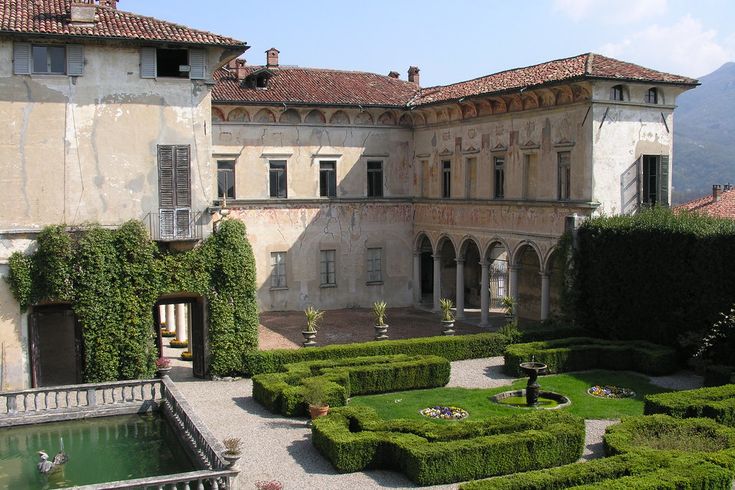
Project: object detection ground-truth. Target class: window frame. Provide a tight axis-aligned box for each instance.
[320,249,337,287]
[270,251,287,289]
[217,160,235,200]
[32,45,66,75]
[269,160,288,198]
[557,151,571,201]
[366,160,384,197]
[645,88,659,104]
[441,160,451,199]
[493,156,505,199]
[366,247,383,284]
[319,160,337,198]
[642,155,659,205]
[610,85,625,101]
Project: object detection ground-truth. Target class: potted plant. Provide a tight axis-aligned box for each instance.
[302,379,330,419]
[155,357,171,378]
[302,306,323,347]
[255,481,283,490]
[439,298,455,336]
[221,436,242,467]
[501,295,516,323]
[372,300,389,340]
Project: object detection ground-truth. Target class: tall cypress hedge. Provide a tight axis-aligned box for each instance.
[572,208,735,354]
[6,219,258,381]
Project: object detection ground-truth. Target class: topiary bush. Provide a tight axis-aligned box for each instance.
[252,354,450,416]
[503,337,678,377]
[312,406,584,486]
[644,384,735,427]
[695,305,735,368]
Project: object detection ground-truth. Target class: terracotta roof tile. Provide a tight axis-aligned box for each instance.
[674,189,735,219]
[0,0,245,48]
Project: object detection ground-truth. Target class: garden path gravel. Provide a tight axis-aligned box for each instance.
[172,355,705,489]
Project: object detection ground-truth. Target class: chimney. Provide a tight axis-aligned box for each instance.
[388,71,400,79]
[266,48,280,68]
[713,184,723,201]
[725,183,733,192]
[99,0,118,8]
[408,66,420,86]
[70,1,97,24]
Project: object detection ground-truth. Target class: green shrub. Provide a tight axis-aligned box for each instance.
[503,337,678,377]
[604,415,735,456]
[571,208,735,355]
[460,451,734,490]
[518,322,590,342]
[695,306,735,367]
[252,354,450,416]
[704,365,735,387]
[312,406,584,486]
[243,333,509,376]
[644,384,735,427]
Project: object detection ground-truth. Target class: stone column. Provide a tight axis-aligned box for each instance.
[413,252,421,305]
[159,305,166,327]
[480,260,489,327]
[455,258,465,320]
[186,303,193,355]
[509,264,520,305]
[176,303,188,343]
[540,272,550,321]
[432,254,442,312]
[166,304,176,333]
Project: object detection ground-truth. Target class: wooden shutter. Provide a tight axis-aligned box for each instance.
[66,45,84,76]
[174,145,191,207]
[620,158,640,215]
[140,47,157,78]
[658,155,670,207]
[13,42,31,75]
[159,209,175,239]
[189,49,206,80]
[175,208,192,238]
[158,146,175,208]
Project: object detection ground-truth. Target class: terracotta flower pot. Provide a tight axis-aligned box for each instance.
[308,404,330,419]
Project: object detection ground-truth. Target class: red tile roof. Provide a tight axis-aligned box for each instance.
[674,189,735,219]
[0,0,246,48]
[213,53,697,107]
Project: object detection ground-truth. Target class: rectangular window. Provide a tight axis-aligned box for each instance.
[157,145,192,239]
[320,250,336,286]
[642,155,659,205]
[140,47,206,79]
[367,161,383,197]
[32,45,65,74]
[319,161,337,197]
[270,252,287,288]
[557,152,571,200]
[217,160,235,199]
[465,157,476,198]
[14,43,83,76]
[367,248,383,283]
[442,160,451,198]
[494,157,505,199]
[269,160,287,198]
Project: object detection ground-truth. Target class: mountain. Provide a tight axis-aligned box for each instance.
[673,62,735,204]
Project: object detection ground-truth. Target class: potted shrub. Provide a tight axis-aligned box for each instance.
[155,357,171,378]
[439,298,455,336]
[501,295,516,323]
[302,379,330,419]
[372,300,389,340]
[221,436,242,467]
[302,306,323,347]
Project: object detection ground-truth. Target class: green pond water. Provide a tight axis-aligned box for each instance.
[0,413,195,489]
[497,396,561,408]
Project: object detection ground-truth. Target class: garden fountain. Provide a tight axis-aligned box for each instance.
[491,357,571,409]
[519,358,547,406]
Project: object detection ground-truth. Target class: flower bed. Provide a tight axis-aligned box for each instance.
[588,385,636,399]
[419,406,468,420]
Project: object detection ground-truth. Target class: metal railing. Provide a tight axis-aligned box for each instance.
[144,209,203,242]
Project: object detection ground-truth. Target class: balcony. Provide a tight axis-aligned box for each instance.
[145,209,203,242]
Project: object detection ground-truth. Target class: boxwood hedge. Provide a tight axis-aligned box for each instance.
[311,406,584,486]
[459,451,735,490]
[644,384,735,427]
[252,354,450,416]
[503,337,678,377]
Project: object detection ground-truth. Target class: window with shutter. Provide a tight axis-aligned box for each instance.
[13,43,31,75]
[66,45,84,76]
[174,145,191,207]
[658,155,670,207]
[141,47,157,78]
[189,49,206,80]
[158,145,192,239]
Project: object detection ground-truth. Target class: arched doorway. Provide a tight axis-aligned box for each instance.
[155,294,207,379]
[416,234,434,305]
[457,238,482,320]
[436,236,457,311]
[514,244,542,320]
[486,242,509,310]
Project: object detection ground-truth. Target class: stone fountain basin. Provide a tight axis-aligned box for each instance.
[519,361,548,373]
[491,390,571,410]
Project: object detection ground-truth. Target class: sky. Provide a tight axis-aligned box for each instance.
[122,0,735,87]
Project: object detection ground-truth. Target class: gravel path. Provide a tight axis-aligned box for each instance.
[169,355,705,489]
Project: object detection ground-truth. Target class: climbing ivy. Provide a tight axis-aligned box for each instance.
[5,219,258,381]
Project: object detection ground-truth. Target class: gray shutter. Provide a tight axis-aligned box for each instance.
[636,156,643,210]
[158,146,175,209]
[159,209,174,239]
[13,42,31,75]
[140,47,157,78]
[620,158,639,215]
[175,208,192,238]
[66,45,84,76]
[189,49,206,80]
[174,146,191,207]
[659,155,670,207]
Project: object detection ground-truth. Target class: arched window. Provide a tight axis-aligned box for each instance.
[645,88,658,104]
[610,85,624,101]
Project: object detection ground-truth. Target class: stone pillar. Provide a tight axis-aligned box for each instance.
[432,254,442,312]
[540,272,550,321]
[159,305,166,327]
[166,304,176,333]
[509,264,520,305]
[480,260,489,327]
[413,253,421,305]
[455,258,465,320]
[176,303,188,343]
[186,303,193,355]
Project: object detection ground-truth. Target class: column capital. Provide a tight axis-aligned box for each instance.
[479,259,490,268]
[432,254,442,261]
[539,271,550,278]
[508,264,520,271]
[455,257,465,264]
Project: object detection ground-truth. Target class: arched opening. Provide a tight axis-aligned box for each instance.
[515,244,542,320]
[486,242,509,310]
[227,108,249,122]
[304,109,326,124]
[329,110,350,125]
[212,107,225,123]
[377,111,396,125]
[437,237,457,306]
[279,109,301,124]
[417,234,433,305]
[155,294,207,379]
[459,238,482,309]
[354,111,374,125]
[253,108,276,123]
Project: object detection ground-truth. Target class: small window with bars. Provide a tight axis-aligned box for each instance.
[366,248,383,283]
[270,252,287,289]
[320,250,336,286]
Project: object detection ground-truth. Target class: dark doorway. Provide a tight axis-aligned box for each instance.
[154,296,208,379]
[30,305,83,387]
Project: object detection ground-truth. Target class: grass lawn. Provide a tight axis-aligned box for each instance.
[349,370,674,421]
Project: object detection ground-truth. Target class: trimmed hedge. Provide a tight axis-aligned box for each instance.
[252,354,450,416]
[312,406,584,486]
[243,333,509,377]
[644,384,735,427]
[704,365,735,387]
[459,451,735,490]
[503,337,678,377]
[604,414,735,456]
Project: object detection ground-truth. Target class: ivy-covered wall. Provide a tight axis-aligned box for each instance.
[6,219,258,382]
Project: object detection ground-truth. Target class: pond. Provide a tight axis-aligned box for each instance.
[0,413,194,489]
